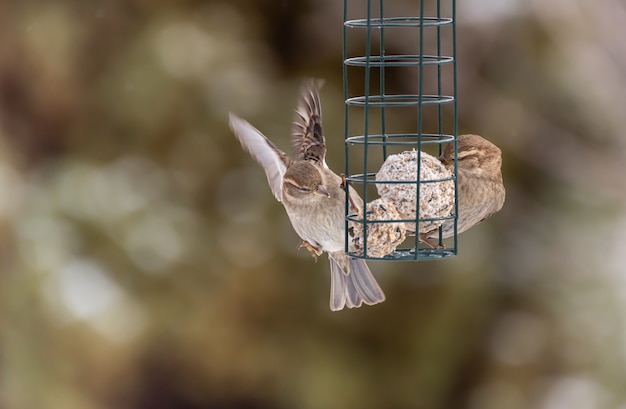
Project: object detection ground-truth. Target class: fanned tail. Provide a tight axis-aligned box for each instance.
[329,253,385,311]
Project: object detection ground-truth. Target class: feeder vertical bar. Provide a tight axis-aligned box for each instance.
[379,0,387,160]
[452,0,459,254]
[436,0,444,248]
[436,0,443,143]
[343,0,350,254]
[414,0,425,259]
[362,0,373,258]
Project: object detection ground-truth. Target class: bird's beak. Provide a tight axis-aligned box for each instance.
[439,155,453,166]
[314,185,330,198]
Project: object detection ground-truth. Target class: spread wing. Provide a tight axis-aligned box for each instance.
[291,79,327,167]
[229,113,290,202]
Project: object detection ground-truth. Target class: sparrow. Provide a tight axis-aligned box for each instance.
[228,80,385,311]
[420,134,506,245]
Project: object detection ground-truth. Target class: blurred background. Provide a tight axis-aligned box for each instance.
[2,0,626,408]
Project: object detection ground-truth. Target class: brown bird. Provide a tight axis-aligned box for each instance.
[421,134,506,245]
[228,80,385,311]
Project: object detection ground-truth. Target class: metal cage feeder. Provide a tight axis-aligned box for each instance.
[343,0,458,261]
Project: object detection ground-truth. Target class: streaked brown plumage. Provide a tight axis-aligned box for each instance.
[422,134,506,245]
[229,80,385,311]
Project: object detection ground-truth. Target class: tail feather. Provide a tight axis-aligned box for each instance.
[345,268,362,309]
[349,258,386,304]
[328,254,385,311]
[329,259,347,311]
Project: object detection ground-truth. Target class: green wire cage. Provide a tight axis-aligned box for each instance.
[343,0,458,261]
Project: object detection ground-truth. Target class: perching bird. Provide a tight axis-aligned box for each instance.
[228,80,385,311]
[421,134,506,245]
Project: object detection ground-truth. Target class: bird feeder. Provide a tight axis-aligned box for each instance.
[343,0,458,261]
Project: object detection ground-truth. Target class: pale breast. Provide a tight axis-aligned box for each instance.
[284,194,346,252]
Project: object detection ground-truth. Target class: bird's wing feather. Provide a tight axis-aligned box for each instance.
[229,113,290,202]
[291,79,327,167]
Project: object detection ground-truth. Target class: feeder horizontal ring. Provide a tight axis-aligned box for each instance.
[345,55,453,67]
[345,172,455,185]
[346,94,454,107]
[344,17,453,28]
[346,214,456,224]
[347,248,457,261]
[345,133,455,146]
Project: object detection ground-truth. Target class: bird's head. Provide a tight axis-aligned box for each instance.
[440,134,502,176]
[283,161,330,199]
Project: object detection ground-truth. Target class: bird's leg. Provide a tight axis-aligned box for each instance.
[297,240,323,262]
[418,233,446,250]
[340,173,359,212]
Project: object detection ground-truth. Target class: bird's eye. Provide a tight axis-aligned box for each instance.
[285,180,309,193]
[289,182,310,193]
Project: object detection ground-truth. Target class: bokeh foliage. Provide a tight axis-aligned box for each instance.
[2,1,626,409]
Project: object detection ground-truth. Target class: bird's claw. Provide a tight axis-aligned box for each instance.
[339,173,347,190]
[418,233,446,250]
[297,240,322,261]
